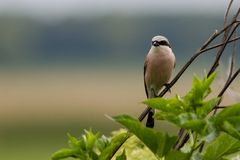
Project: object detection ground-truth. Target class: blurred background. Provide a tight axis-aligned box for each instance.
[0,0,239,159]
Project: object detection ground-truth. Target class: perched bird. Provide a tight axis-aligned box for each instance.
[144,35,176,128]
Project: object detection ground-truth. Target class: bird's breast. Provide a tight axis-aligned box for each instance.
[145,51,175,97]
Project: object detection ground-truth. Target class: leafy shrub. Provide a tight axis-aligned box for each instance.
[51,73,240,160]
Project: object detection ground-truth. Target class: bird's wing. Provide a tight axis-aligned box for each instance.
[144,58,148,98]
[173,52,176,68]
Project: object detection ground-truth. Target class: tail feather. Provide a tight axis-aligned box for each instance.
[146,108,155,128]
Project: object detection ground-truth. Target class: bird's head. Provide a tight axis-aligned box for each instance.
[151,35,171,48]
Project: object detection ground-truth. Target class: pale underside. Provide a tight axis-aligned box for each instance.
[144,47,175,98]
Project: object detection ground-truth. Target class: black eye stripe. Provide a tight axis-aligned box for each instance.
[152,40,171,48]
[159,41,168,46]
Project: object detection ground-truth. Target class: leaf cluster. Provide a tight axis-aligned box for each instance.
[51,73,240,160]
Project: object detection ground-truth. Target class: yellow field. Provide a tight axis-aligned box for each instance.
[0,67,239,160]
[0,67,238,124]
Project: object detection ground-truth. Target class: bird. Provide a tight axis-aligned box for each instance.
[144,35,176,128]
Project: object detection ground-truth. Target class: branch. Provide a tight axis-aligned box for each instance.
[138,21,240,122]
[202,36,240,53]
[207,7,240,77]
[223,0,235,39]
[199,69,240,152]
[227,23,238,82]
[218,68,240,101]
[214,105,227,109]
[207,22,240,77]
[175,3,240,150]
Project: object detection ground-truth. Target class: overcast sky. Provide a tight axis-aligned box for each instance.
[0,0,239,18]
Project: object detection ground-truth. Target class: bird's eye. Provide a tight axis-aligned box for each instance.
[159,41,170,47]
[152,40,171,48]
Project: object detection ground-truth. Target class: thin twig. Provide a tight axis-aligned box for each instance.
[198,69,240,152]
[176,5,240,150]
[176,28,240,150]
[224,0,234,24]
[138,2,240,154]
[214,106,227,109]
[217,68,240,100]
[223,0,235,39]
[207,22,240,77]
[227,26,238,82]
[207,7,240,77]
[214,68,240,112]
[138,21,240,122]
[203,36,240,53]
[209,23,240,115]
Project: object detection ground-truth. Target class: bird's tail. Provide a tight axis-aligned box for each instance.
[146,108,155,128]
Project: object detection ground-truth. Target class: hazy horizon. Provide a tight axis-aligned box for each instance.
[0,0,239,19]
[0,1,239,160]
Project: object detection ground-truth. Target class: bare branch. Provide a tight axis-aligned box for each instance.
[197,36,240,54]
[175,4,240,150]
[223,0,234,39]
[224,0,234,24]
[227,25,238,82]
[223,7,240,41]
[214,106,227,109]
[207,22,240,77]
[138,21,239,122]
[218,68,240,99]
[198,69,240,152]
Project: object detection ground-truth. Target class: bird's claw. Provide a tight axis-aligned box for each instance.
[164,83,172,93]
[151,88,158,97]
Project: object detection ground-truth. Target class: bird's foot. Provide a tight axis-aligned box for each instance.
[164,83,172,93]
[151,88,158,97]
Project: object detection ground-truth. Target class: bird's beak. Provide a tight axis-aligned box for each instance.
[152,41,159,47]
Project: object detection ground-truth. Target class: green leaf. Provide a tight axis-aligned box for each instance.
[116,149,127,160]
[155,112,207,135]
[113,115,177,157]
[215,103,240,122]
[143,97,183,114]
[67,133,80,148]
[181,119,207,135]
[95,135,110,153]
[203,133,240,160]
[165,151,191,160]
[51,148,78,160]
[213,103,240,139]
[225,116,240,130]
[191,152,203,160]
[201,121,218,143]
[196,98,220,118]
[221,121,240,140]
[178,113,198,124]
[180,132,194,153]
[154,111,179,123]
[84,129,99,150]
[184,72,216,109]
[99,132,129,160]
[53,129,111,160]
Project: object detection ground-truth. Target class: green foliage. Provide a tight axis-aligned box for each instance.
[52,72,240,160]
[203,133,240,160]
[51,129,110,160]
[113,115,177,158]
[98,132,129,160]
[143,73,219,137]
[212,103,240,140]
[116,150,126,160]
